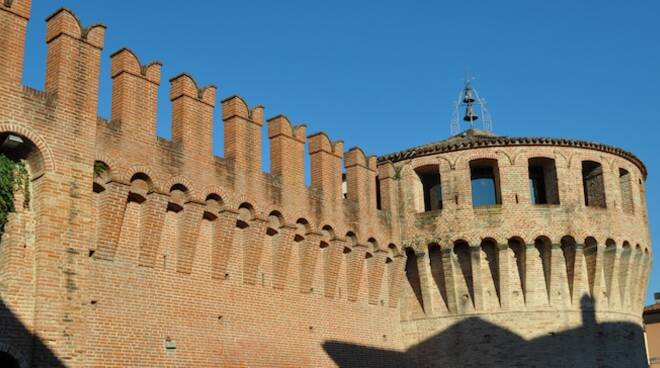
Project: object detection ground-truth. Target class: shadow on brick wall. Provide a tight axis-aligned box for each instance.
[323,296,648,368]
[0,298,65,367]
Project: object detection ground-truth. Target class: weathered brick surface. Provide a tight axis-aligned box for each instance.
[0,1,652,367]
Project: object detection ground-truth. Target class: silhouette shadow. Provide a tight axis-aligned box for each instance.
[0,297,65,367]
[323,296,648,368]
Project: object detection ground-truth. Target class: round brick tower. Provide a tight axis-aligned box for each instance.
[379,128,652,367]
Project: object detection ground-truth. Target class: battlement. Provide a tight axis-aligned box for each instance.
[0,0,401,302]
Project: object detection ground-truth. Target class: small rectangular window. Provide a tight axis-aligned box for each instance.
[375,177,382,210]
[470,159,501,207]
[582,161,606,208]
[415,166,443,212]
[618,168,633,214]
[528,158,559,205]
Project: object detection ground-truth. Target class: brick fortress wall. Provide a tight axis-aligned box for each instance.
[0,1,652,367]
[0,1,404,367]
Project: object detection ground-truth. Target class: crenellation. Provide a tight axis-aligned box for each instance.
[170,73,216,163]
[344,147,378,219]
[0,0,30,90]
[44,7,105,156]
[1,0,31,19]
[309,132,344,207]
[268,115,306,197]
[110,48,161,145]
[221,95,264,190]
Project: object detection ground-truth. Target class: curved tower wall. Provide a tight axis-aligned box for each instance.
[392,143,651,367]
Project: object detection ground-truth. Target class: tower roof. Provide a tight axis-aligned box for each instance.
[377,129,647,178]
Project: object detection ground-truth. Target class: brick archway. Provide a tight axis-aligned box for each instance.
[0,343,28,368]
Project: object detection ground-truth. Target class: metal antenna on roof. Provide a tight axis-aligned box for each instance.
[450,68,493,135]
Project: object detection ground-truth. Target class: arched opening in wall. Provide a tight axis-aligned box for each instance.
[0,351,20,368]
[470,159,501,207]
[454,240,474,306]
[414,165,442,212]
[508,237,526,299]
[0,132,45,236]
[481,238,501,303]
[618,168,633,214]
[295,218,310,240]
[166,183,188,210]
[204,194,223,221]
[93,160,110,193]
[388,243,400,257]
[345,231,357,247]
[0,135,38,205]
[320,225,334,249]
[375,176,382,210]
[367,237,379,251]
[581,161,606,208]
[528,157,559,205]
[560,236,577,299]
[236,204,253,239]
[534,236,552,299]
[266,211,282,237]
[404,247,424,312]
[428,243,448,309]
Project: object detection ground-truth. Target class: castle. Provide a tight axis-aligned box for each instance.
[0,1,652,367]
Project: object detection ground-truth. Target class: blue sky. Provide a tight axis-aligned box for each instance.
[21,1,658,304]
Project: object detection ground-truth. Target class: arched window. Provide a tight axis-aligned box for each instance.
[618,168,633,214]
[528,158,559,205]
[581,161,606,207]
[470,159,501,206]
[414,165,442,212]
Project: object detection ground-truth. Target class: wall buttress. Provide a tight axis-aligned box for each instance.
[272,224,295,290]
[211,209,238,280]
[176,202,204,274]
[299,232,322,293]
[95,183,129,261]
[138,192,168,267]
[323,238,345,298]
[367,250,387,305]
[346,244,367,301]
[242,217,267,285]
